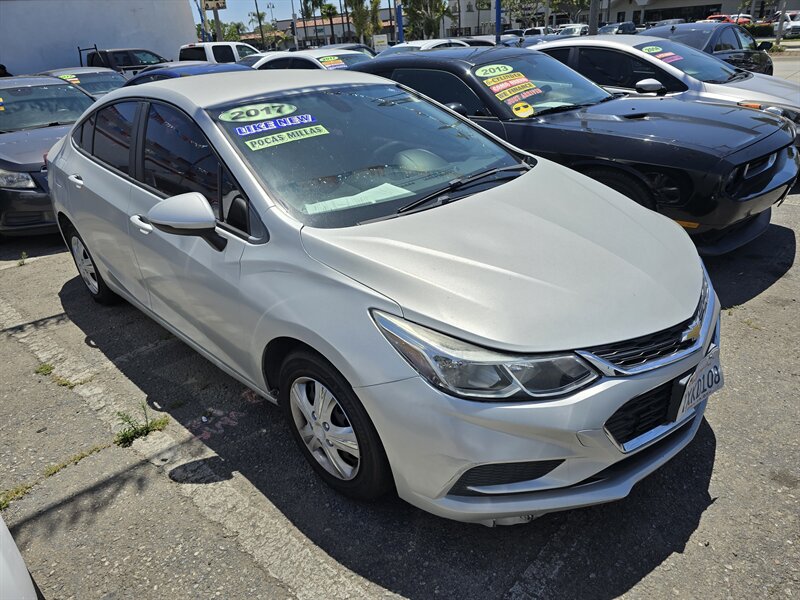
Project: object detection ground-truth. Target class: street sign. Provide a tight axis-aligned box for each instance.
[204,0,226,9]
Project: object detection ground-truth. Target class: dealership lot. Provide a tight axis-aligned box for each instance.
[1,61,798,600]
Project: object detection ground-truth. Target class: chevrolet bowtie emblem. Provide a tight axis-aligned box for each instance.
[681,319,702,343]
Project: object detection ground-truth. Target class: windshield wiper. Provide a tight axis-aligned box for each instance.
[725,71,750,83]
[534,102,598,116]
[396,163,530,214]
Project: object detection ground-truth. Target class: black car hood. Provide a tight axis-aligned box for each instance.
[0,125,72,171]
[535,96,786,158]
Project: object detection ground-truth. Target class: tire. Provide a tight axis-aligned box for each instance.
[581,167,656,211]
[66,226,118,305]
[279,350,392,501]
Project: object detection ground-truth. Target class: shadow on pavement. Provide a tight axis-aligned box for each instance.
[0,233,64,263]
[59,275,718,599]
[704,223,795,309]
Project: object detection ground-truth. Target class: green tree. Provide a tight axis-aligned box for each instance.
[248,10,267,30]
[369,0,383,38]
[503,0,544,27]
[321,3,339,43]
[555,0,588,23]
[346,0,372,43]
[405,0,451,38]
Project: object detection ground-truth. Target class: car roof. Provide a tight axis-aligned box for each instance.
[38,66,119,76]
[364,45,537,67]
[99,70,390,109]
[0,75,71,89]
[538,34,655,49]
[395,39,452,47]
[649,22,725,34]
[94,48,159,53]
[320,43,370,49]
[180,42,250,47]
[133,63,252,78]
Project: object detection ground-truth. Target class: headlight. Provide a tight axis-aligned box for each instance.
[738,101,800,123]
[372,311,598,400]
[0,168,36,189]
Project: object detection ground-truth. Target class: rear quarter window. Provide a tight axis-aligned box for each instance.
[180,47,207,61]
[213,45,236,63]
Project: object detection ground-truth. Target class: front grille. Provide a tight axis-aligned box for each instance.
[588,319,696,369]
[449,460,564,496]
[605,381,673,445]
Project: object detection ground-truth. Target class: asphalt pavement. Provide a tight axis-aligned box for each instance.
[1,68,799,599]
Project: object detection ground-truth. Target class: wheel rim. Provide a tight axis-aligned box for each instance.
[70,236,99,295]
[289,377,360,481]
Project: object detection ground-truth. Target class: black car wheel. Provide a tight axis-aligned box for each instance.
[279,350,393,501]
[582,167,656,210]
[66,227,118,305]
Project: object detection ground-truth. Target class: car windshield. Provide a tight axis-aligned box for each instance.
[212,84,520,228]
[646,26,714,49]
[634,40,741,83]
[0,83,93,133]
[238,55,264,67]
[598,25,618,33]
[471,54,612,118]
[317,54,372,69]
[56,71,126,95]
[560,26,582,35]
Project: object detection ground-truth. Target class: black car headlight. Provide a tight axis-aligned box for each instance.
[372,311,598,400]
[0,168,36,189]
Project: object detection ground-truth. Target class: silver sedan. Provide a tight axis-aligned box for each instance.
[47,70,722,525]
[535,35,800,127]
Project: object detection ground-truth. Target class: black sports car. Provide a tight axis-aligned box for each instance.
[353,47,798,254]
[646,22,773,75]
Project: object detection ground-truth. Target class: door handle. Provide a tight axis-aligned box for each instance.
[130,214,153,235]
[68,174,83,188]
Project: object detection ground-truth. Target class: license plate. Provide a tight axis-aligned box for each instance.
[678,347,723,419]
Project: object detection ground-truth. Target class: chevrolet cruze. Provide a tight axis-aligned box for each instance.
[48,71,723,525]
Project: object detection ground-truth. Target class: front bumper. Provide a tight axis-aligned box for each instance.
[357,297,721,526]
[0,186,58,237]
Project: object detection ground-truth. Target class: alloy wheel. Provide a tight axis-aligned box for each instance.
[71,236,99,295]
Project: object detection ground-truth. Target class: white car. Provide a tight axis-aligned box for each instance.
[536,35,800,127]
[238,48,372,70]
[179,42,260,63]
[377,38,470,57]
[772,11,800,37]
[1,516,37,599]
[48,70,722,525]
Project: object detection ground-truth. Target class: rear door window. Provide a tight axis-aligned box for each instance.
[212,45,236,63]
[733,26,757,50]
[714,28,740,51]
[576,48,684,91]
[92,102,139,174]
[259,57,293,69]
[290,58,321,69]
[180,46,207,61]
[390,68,488,116]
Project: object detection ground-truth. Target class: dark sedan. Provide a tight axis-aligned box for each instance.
[355,47,799,254]
[123,61,252,86]
[646,22,773,74]
[0,76,94,237]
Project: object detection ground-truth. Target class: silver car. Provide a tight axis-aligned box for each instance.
[535,35,800,127]
[47,71,723,525]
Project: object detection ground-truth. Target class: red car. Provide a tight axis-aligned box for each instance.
[705,14,734,22]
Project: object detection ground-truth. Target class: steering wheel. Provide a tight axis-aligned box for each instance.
[373,140,409,164]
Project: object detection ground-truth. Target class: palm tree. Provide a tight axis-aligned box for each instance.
[301,0,314,47]
[321,3,339,44]
[369,0,383,39]
[347,0,371,43]
[247,10,267,31]
[312,0,325,45]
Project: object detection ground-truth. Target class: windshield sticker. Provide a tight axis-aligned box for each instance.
[511,101,534,118]
[235,114,316,136]
[641,46,662,53]
[502,88,542,107]
[488,76,530,94]
[655,52,683,63]
[496,82,537,101]
[475,64,514,78]
[482,71,527,86]
[0,98,3,111]
[219,103,297,122]
[244,125,329,151]
[318,56,346,69]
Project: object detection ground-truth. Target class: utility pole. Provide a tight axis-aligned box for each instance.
[388,0,395,43]
[254,0,267,48]
[212,3,224,41]
[587,0,600,34]
[495,0,501,43]
[775,0,787,44]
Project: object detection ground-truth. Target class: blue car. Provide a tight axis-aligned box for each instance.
[123,61,253,86]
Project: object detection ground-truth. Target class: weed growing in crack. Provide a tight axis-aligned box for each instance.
[114,402,169,447]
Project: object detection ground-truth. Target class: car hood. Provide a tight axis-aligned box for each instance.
[705,73,800,109]
[0,125,72,171]
[536,96,784,157]
[300,159,703,353]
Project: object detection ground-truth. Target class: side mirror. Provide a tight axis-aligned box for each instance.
[757,41,773,51]
[445,102,468,116]
[147,192,227,250]
[635,78,667,95]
